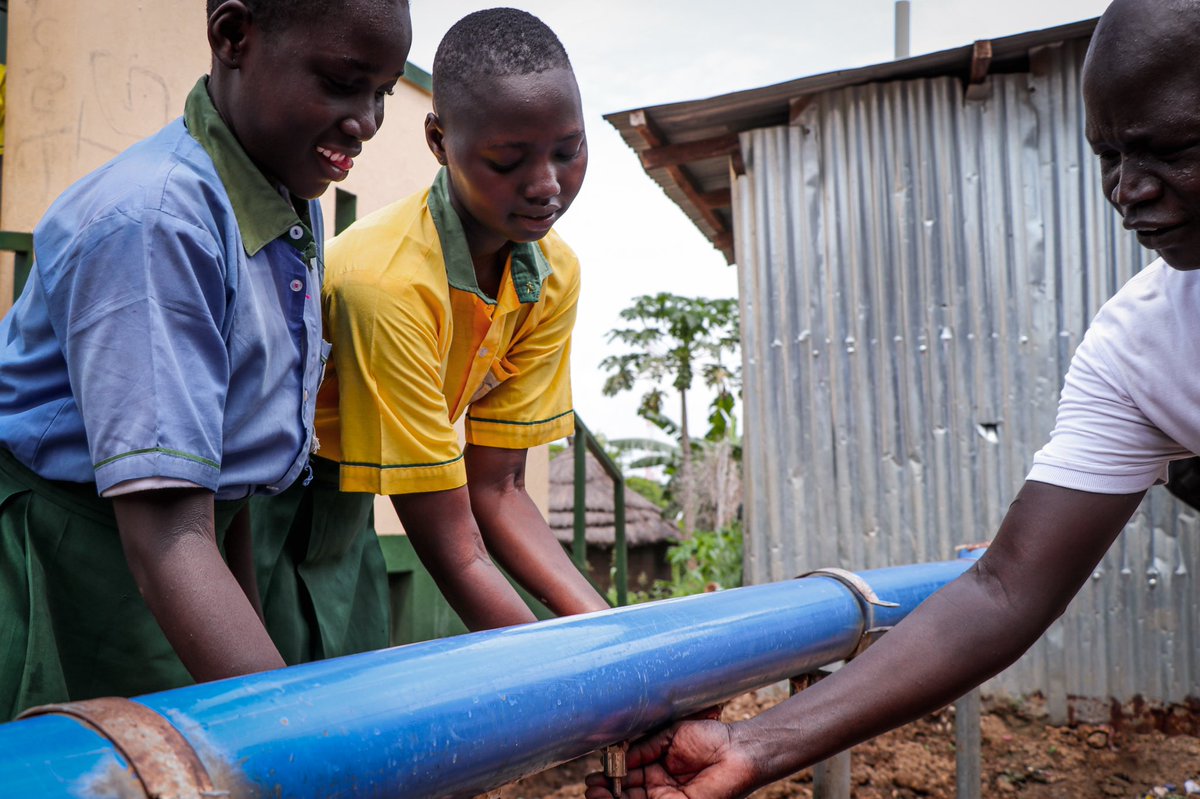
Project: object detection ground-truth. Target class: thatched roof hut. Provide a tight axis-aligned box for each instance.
[549,450,681,546]
[548,449,681,592]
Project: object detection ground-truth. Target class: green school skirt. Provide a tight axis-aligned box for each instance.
[0,449,245,721]
[250,456,388,665]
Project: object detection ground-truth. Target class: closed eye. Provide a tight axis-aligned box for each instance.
[1157,140,1200,162]
[323,75,358,96]
[556,143,584,162]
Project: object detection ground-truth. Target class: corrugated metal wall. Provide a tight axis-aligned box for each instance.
[733,38,1200,703]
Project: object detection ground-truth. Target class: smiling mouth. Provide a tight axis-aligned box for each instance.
[316,146,355,173]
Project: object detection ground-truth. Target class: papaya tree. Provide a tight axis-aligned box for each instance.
[600,292,739,536]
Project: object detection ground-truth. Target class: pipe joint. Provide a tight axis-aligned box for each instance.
[797,567,899,659]
[18,697,217,799]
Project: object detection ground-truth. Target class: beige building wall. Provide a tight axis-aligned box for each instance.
[0,0,437,257]
[2,0,210,240]
[1,0,552,526]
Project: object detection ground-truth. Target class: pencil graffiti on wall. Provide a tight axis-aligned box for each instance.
[4,0,205,231]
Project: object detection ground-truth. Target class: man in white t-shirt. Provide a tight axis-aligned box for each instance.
[583,1,1200,797]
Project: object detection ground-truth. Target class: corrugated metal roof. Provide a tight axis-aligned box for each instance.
[604,17,1099,263]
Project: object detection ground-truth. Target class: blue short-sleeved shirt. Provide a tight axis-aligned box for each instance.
[0,78,326,500]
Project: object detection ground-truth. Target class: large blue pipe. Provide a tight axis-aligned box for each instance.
[0,554,981,798]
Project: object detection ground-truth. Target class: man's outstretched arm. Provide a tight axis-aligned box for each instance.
[586,481,1144,799]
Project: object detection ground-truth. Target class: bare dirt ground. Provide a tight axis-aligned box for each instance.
[500,689,1200,799]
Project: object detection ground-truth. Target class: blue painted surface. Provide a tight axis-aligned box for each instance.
[0,557,978,798]
[0,714,140,796]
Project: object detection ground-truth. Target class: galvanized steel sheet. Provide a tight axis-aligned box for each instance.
[733,39,1199,704]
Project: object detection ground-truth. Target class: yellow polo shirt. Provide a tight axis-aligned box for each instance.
[314,169,578,494]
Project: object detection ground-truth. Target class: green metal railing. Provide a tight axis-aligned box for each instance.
[0,230,33,302]
[334,189,358,235]
[572,412,628,606]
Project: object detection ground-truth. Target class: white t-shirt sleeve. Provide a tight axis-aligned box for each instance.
[1026,258,1200,494]
[1028,327,1174,493]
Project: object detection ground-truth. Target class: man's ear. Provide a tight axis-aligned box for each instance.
[208,0,254,69]
[425,112,448,165]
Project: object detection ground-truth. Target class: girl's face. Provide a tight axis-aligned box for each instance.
[218,0,413,199]
[426,67,588,257]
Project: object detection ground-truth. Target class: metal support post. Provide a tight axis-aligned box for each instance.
[813,750,852,799]
[955,688,982,799]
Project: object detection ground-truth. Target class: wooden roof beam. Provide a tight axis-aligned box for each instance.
[968,39,993,84]
[625,110,733,245]
[639,133,741,171]
[629,109,666,148]
[698,189,732,210]
[788,95,814,126]
[965,39,993,101]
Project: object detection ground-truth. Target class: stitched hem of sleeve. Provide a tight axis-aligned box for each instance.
[1026,463,1165,494]
[93,449,221,494]
[339,459,468,495]
[102,477,205,498]
[465,411,574,450]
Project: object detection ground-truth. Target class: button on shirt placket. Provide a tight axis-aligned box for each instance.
[303,241,322,452]
[476,308,505,369]
[281,225,323,471]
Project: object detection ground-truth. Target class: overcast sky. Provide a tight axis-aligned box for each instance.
[407,0,1112,445]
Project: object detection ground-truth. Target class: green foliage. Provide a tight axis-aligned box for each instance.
[608,436,678,472]
[705,388,741,460]
[611,522,744,604]
[599,292,740,439]
[662,522,743,596]
[599,292,741,537]
[626,476,668,510]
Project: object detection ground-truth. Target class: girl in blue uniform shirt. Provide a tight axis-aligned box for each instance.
[0,0,411,719]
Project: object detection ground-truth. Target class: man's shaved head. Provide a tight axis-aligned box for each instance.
[1082,0,1200,270]
[1085,0,1200,87]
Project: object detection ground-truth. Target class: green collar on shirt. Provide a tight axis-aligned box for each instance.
[428,168,552,305]
[183,77,313,257]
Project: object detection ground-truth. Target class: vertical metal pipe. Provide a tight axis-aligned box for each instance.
[813,751,852,799]
[955,688,982,799]
[894,0,911,59]
[0,559,977,799]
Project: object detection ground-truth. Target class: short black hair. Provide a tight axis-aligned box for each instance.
[432,8,572,112]
[205,0,346,33]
